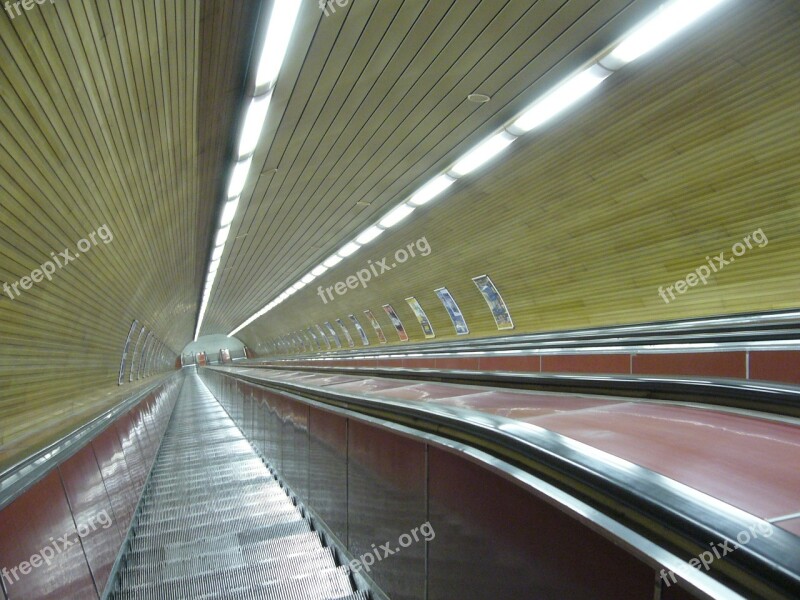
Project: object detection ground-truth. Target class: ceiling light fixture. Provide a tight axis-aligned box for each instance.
[336,241,361,258]
[356,225,384,245]
[450,132,517,177]
[408,174,456,206]
[215,226,231,247]
[323,254,343,268]
[508,64,612,134]
[255,0,303,89]
[603,0,728,68]
[238,92,273,158]
[220,198,239,227]
[194,0,302,340]
[227,158,253,198]
[379,203,415,229]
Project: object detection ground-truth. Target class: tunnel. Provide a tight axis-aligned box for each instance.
[1,0,799,598]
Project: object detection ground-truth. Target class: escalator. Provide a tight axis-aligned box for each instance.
[108,373,365,600]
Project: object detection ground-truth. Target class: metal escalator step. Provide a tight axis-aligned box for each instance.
[135,493,294,528]
[117,547,338,592]
[194,566,358,600]
[136,489,289,521]
[109,374,362,600]
[129,505,304,544]
[123,531,324,570]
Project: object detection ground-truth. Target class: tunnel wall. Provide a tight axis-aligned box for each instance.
[200,367,704,600]
[0,374,182,600]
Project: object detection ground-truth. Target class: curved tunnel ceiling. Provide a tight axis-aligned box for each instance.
[1,0,799,461]
[213,0,800,350]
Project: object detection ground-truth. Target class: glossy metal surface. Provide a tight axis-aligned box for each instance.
[229,365,800,527]
[347,420,427,600]
[0,471,98,599]
[0,375,180,512]
[278,396,310,502]
[327,378,414,393]
[428,446,653,599]
[422,389,618,419]
[308,407,348,544]
[202,368,713,599]
[525,402,800,519]
[368,382,486,401]
[57,445,121,592]
[92,426,137,536]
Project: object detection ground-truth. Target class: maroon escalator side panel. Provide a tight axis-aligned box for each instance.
[0,471,98,600]
[427,446,654,600]
[57,445,121,593]
[0,377,180,600]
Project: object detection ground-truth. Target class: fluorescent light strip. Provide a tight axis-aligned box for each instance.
[227,0,730,338]
[323,254,343,268]
[238,92,272,158]
[449,132,516,177]
[408,174,455,206]
[215,226,230,247]
[605,0,728,67]
[220,198,239,227]
[337,241,360,258]
[255,0,303,89]
[195,0,301,340]
[508,64,612,134]
[227,157,252,198]
[379,203,415,228]
[356,225,384,244]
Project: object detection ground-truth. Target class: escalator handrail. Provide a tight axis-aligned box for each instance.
[0,371,181,511]
[240,363,800,418]
[210,365,800,599]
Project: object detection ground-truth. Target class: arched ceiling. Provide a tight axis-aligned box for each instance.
[0,0,259,465]
[199,0,669,336]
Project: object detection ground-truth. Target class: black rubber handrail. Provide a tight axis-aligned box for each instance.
[211,365,800,599]
[240,363,800,418]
